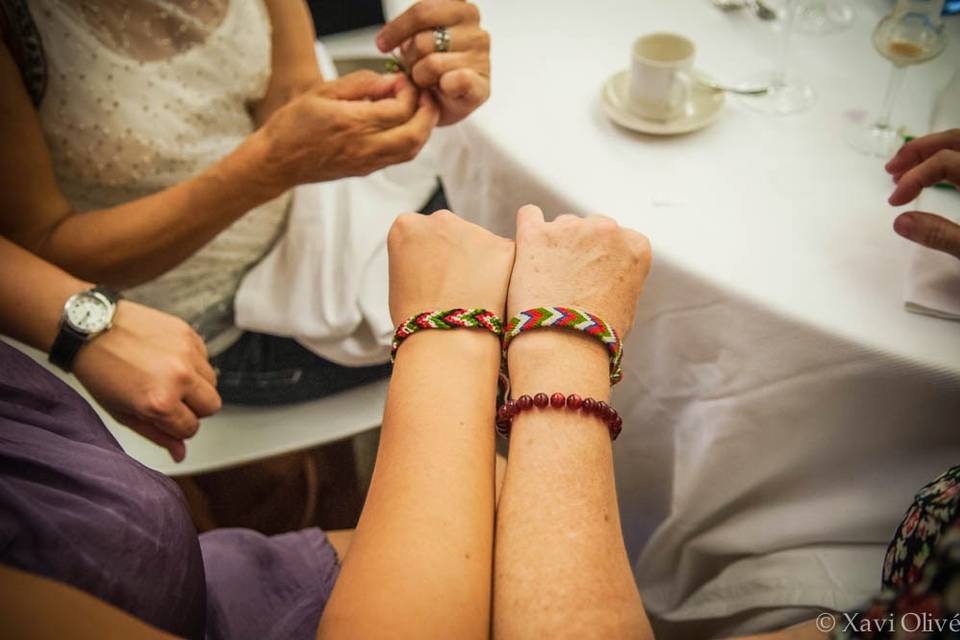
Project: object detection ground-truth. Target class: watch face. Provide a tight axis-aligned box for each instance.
[65,293,112,334]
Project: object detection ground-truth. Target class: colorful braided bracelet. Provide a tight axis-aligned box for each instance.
[503,307,624,384]
[391,308,504,363]
[496,392,623,440]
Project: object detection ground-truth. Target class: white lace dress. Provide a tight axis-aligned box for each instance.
[31,0,290,354]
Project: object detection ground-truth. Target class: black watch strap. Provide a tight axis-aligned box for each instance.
[92,285,121,304]
[48,286,121,373]
[49,322,87,372]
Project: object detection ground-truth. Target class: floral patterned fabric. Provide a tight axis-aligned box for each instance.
[834,465,960,639]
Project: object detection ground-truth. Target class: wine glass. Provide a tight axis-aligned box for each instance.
[845,0,947,157]
[739,0,817,115]
[795,0,855,35]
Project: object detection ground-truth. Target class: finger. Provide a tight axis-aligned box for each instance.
[437,68,488,106]
[377,0,480,53]
[144,396,201,440]
[553,214,580,224]
[347,77,420,129]
[893,211,960,260]
[190,330,209,360]
[368,92,439,162]
[586,213,620,228]
[117,414,188,463]
[412,51,487,88]
[183,377,222,418]
[195,355,218,387]
[315,70,404,101]
[516,205,545,235]
[401,24,490,67]
[889,149,960,205]
[885,129,960,175]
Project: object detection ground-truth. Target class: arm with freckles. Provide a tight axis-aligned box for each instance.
[317,211,514,640]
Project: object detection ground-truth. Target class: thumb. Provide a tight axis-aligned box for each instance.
[894,211,960,260]
[317,71,402,101]
[516,205,545,237]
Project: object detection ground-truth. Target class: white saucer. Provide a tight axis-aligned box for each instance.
[601,69,725,135]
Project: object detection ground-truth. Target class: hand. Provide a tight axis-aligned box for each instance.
[506,205,652,344]
[72,301,221,462]
[249,71,439,195]
[377,0,490,126]
[886,128,960,259]
[387,209,514,325]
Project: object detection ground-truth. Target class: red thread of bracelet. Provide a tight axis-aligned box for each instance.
[495,392,623,440]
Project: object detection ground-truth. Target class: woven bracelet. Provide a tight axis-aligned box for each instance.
[503,307,624,384]
[391,308,504,363]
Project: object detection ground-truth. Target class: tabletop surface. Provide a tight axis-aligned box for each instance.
[393,0,960,372]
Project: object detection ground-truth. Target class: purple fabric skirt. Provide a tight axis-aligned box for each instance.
[0,340,340,639]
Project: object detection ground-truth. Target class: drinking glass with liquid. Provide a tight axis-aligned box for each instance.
[845,0,947,157]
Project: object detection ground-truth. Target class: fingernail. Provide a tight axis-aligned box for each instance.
[893,213,914,239]
[376,34,387,51]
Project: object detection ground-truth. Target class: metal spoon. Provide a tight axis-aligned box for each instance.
[695,76,770,95]
[711,0,778,21]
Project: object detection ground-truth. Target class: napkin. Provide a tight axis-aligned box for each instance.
[233,43,440,365]
[903,68,960,320]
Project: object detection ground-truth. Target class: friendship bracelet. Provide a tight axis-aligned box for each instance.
[391,308,503,363]
[503,307,624,384]
[495,392,623,440]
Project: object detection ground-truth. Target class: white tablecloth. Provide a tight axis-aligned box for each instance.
[425,1,960,636]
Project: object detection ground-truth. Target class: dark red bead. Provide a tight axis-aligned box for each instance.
[517,394,533,410]
[581,397,596,413]
[533,392,549,408]
[610,423,622,440]
[599,402,616,422]
[611,415,623,430]
[566,394,583,410]
[505,400,519,417]
[497,405,511,422]
[550,392,566,408]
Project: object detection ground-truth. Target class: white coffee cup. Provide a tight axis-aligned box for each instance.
[628,33,695,121]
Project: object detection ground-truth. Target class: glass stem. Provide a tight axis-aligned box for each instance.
[771,0,796,87]
[875,63,906,131]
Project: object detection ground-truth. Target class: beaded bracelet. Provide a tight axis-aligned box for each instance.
[503,307,624,384]
[495,392,623,440]
[391,308,503,363]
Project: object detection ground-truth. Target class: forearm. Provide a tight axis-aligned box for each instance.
[31,135,280,288]
[253,0,322,125]
[494,332,650,639]
[318,330,499,639]
[0,236,89,351]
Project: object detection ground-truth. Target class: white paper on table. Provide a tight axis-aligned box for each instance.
[233,42,440,365]
[904,67,960,320]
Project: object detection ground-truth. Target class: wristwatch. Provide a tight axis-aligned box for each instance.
[49,286,121,372]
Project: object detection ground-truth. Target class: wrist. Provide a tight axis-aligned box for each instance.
[399,328,501,372]
[39,277,91,353]
[213,130,286,207]
[507,331,610,401]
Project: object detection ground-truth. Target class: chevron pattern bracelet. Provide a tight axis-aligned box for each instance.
[503,307,623,384]
[391,308,504,363]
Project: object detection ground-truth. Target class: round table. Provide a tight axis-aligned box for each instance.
[424,1,960,636]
